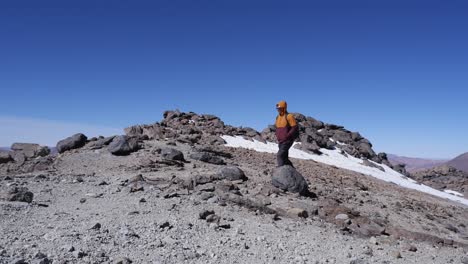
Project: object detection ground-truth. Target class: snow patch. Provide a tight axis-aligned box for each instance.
[221,135,468,206]
[444,190,464,197]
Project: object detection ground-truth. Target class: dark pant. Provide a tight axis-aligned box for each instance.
[277,140,294,167]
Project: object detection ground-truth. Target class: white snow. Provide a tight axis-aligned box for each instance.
[221,135,468,206]
[444,190,464,197]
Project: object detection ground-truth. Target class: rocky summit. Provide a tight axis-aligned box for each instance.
[1,110,468,264]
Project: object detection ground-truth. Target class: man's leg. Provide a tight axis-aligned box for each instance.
[284,141,294,167]
[277,141,293,167]
[277,142,287,167]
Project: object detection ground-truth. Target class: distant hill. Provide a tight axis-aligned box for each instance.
[446,152,468,173]
[387,154,448,172]
[0,147,10,152]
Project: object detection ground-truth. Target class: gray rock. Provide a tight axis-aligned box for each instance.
[1,187,34,203]
[161,148,185,161]
[217,166,247,181]
[0,151,12,164]
[335,214,349,221]
[461,257,468,264]
[56,133,87,153]
[190,152,225,165]
[88,136,115,149]
[108,136,139,156]
[11,152,26,165]
[11,259,27,264]
[271,165,309,195]
[199,210,215,219]
[114,257,132,264]
[11,143,50,159]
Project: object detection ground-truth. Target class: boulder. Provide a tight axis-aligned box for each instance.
[161,148,185,161]
[0,152,12,164]
[271,165,309,195]
[56,133,87,153]
[216,166,248,181]
[11,143,50,159]
[108,136,139,156]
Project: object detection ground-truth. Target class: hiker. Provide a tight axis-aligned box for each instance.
[275,100,299,167]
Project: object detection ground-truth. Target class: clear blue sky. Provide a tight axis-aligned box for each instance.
[1,0,467,159]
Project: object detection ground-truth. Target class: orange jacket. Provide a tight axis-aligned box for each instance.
[275,101,298,143]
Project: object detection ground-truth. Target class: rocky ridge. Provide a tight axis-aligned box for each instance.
[1,110,468,263]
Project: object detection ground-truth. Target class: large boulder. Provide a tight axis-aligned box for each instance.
[271,165,309,195]
[0,152,13,164]
[161,148,185,161]
[56,133,87,153]
[11,143,50,159]
[108,136,139,156]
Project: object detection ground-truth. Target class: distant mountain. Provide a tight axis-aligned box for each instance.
[387,154,448,172]
[0,147,10,152]
[446,152,468,173]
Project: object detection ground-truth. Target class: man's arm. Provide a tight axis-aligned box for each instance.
[285,114,298,141]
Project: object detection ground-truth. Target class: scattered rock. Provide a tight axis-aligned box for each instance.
[199,210,215,220]
[79,198,87,204]
[206,214,221,223]
[130,186,144,193]
[287,208,308,218]
[216,166,248,181]
[335,214,349,221]
[1,187,34,203]
[271,165,309,195]
[114,257,133,264]
[57,133,87,153]
[190,152,225,165]
[91,223,102,230]
[73,250,87,258]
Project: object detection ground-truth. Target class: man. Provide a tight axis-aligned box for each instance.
[275,100,299,167]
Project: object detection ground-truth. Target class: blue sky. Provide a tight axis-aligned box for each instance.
[1,0,467,159]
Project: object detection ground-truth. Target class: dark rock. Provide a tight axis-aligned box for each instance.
[216,166,248,181]
[11,259,27,264]
[161,148,185,161]
[87,136,115,149]
[362,159,385,172]
[0,152,12,163]
[1,187,34,203]
[91,223,102,230]
[114,257,133,264]
[130,186,144,193]
[108,136,139,156]
[190,152,225,165]
[271,165,309,195]
[57,133,87,153]
[73,250,87,258]
[199,210,215,220]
